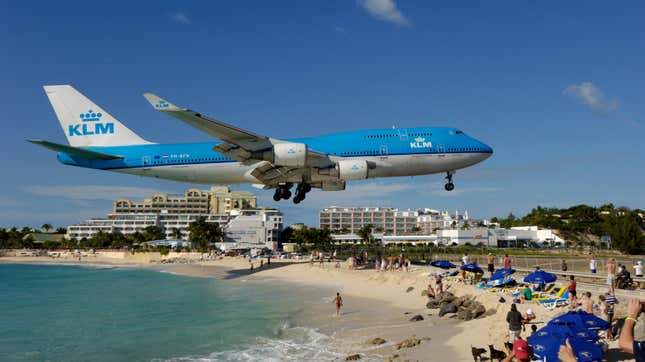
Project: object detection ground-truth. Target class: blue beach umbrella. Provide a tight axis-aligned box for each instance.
[523,269,557,284]
[529,327,603,362]
[460,263,484,274]
[551,310,609,332]
[490,268,515,281]
[430,260,456,269]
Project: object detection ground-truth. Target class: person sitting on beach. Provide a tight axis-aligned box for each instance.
[530,324,538,335]
[427,283,436,299]
[334,292,343,316]
[581,291,594,313]
[520,286,532,302]
[435,274,443,294]
[521,309,536,331]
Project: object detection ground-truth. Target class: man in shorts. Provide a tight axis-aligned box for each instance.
[486,253,495,275]
[607,258,617,294]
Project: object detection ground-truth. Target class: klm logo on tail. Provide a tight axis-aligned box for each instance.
[155,100,169,109]
[68,110,114,136]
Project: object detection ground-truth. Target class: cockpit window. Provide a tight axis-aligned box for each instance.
[455,130,464,134]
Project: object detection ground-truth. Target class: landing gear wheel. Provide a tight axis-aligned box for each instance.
[293,196,303,204]
[444,182,455,191]
[273,188,283,201]
[282,190,292,200]
[302,184,312,193]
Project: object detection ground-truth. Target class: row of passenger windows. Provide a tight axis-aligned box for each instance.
[364,132,432,139]
[150,157,231,165]
[337,150,381,156]
[365,134,396,139]
[448,147,486,152]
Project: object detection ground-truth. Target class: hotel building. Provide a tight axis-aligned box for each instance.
[67,187,282,250]
[319,207,470,235]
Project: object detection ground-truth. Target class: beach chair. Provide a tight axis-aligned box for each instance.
[532,286,565,301]
[538,289,570,310]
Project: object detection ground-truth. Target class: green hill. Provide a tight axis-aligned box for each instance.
[492,204,645,254]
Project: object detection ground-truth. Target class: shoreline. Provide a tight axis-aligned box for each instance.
[1,255,637,361]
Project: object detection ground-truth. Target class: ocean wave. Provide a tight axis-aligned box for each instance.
[161,326,344,362]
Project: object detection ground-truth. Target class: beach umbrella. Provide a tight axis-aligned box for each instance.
[551,310,609,332]
[489,268,515,281]
[460,263,484,274]
[528,326,603,362]
[430,260,456,269]
[523,269,557,284]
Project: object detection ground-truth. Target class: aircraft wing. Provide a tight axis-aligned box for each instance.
[142,93,333,168]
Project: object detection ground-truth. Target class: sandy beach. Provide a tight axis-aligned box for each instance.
[1,253,639,361]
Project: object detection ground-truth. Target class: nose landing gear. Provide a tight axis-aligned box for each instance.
[444,171,455,191]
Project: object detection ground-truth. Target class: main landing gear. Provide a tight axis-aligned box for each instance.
[444,171,455,191]
[273,183,293,201]
[292,183,311,204]
[272,183,311,203]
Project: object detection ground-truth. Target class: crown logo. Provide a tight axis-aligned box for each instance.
[80,109,102,122]
[415,137,425,142]
[155,100,169,109]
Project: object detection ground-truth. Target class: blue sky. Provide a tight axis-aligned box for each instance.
[1,0,643,228]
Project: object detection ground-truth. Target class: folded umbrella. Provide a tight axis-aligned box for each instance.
[430,260,456,269]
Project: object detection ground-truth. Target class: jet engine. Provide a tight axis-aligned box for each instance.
[271,143,307,167]
[337,159,369,180]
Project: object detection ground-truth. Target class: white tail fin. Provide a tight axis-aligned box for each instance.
[43,85,151,147]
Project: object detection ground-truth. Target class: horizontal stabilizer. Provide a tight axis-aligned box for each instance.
[28,139,123,160]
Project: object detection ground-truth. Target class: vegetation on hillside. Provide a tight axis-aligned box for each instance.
[492,204,645,254]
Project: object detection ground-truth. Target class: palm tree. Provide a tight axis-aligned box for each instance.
[356,224,373,244]
[41,223,52,232]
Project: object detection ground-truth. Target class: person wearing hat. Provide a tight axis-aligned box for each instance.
[521,309,536,331]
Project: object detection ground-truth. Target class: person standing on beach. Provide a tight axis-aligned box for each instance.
[435,274,443,294]
[507,303,523,341]
[462,253,469,266]
[486,253,495,275]
[568,276,577,308]
[590,257,597,274]
[608,258,617,294]
[503,254,512,270]
[635,261,643,278]
[334,292,343,316]
[605,292,619,339]
[561,260,568,272]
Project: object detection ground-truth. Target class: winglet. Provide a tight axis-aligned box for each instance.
[143,93,183,112]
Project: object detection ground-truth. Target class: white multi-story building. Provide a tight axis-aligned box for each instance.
[66,209,283,250]
[222,209,283,251]
[319,207,470,235]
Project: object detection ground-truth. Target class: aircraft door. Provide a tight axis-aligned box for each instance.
[398,128,408,141]
[142,156,151,168]
[379,145,388,156]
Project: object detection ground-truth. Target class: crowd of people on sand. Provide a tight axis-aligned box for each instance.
[494,255,645,362]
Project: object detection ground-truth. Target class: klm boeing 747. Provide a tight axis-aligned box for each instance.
[30,85,493,203]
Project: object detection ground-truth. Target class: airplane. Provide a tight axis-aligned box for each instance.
[30,85,493,204]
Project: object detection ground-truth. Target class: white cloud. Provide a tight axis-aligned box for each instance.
[168,12,191,25]
[24,185,165,201]
[358,0,410,26]
[563,82,619,113]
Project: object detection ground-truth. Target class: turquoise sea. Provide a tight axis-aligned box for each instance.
[0,264,340,362]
